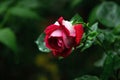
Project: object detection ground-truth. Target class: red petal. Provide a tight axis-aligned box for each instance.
[52,48,72,57]
[74,24,84,45]
[62,32,75,48]
[45,36,64,51]
[44,35,51,49]
[44,24,60,35]
[58,17,64,25]
[58,17,70,36]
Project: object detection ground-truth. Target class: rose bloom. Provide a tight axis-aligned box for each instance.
[44,17,84,57]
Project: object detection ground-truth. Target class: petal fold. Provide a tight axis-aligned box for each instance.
[74,24,84,45]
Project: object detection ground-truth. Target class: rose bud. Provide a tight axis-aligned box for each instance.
[44,17,84,57]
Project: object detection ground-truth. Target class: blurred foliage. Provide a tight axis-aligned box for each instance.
[74,75,99,80]
[0,28,17,53]
[0,0,120,80]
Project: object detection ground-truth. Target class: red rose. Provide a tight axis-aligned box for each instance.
[44,17,84,57]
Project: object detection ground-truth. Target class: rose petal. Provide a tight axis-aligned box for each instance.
[62,32,75,48]
[52,48,72,57]
[58,17,63,25]
[58,17,70,36]
[74,24,84,45]
[62,32,69,48]
[44,24,60,35]
[45,35,51,49]
[54,21,59,25]
[63,20,76,37]
[50,29,62,37]
[58,39,63,47]
[45,37,64,51]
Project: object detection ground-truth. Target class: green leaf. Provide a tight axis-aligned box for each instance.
[70,14,83,25]
[74,75,99,80]
[0,1,13,14]
[9,6,39,19]
[36,33,50,53]
[101,53,114,80]
[90,22,98,31]
[81,23,98,51]
[97,2,120,27]
[0,28,18,52]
